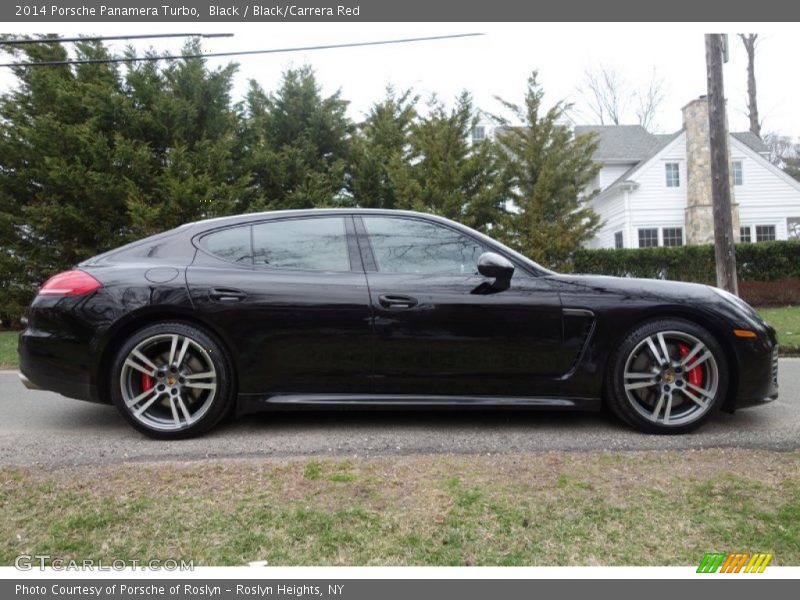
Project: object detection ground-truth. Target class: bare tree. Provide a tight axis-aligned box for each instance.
[634,69,666,131]
[576,65,665,131]
[577,65,627,125]
[739,34,761,137]
[762,132,795,165]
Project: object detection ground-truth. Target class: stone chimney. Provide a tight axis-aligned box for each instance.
[682,95,739,244]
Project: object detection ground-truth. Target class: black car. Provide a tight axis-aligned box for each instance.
[18,209,779,438]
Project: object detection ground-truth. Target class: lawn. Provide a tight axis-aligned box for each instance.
[1,450,799,566]
[758,306,800,352]
[0,331,17,369]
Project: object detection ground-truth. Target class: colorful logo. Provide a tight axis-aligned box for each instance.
[697,552,773,573]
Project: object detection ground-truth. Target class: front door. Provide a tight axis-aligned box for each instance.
[356,215,570,397]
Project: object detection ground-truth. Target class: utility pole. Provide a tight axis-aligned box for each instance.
[705,33,739,294]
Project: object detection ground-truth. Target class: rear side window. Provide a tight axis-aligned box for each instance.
[363,216,484,275]
[200,226,252,264]
[252,217,350,271]
[201,217,350,272]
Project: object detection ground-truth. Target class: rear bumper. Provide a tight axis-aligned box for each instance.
[18,328,101,403]
[18,371,41,390]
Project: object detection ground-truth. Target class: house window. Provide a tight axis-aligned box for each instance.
[755,225,776,242]
[614,231,623,249]
[788,217,800,239]
[662,227,684,247]
[740,226,751,243]
[732,161,743,186]
[471,126,486,142]
[665,163,680,188]
[638,228,659,248]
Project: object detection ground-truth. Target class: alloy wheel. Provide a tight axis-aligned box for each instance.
[119,333,217,432]
[622,330,719,427]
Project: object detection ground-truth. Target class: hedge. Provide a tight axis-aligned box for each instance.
[571,240,800,306]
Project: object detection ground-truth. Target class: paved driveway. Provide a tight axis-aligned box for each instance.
[1,360,798,466]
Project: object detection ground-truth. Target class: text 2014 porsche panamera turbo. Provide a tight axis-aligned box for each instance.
[18,209,779,438]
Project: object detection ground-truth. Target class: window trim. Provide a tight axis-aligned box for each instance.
[754,224,777,243]
[740,225,751,243]
[661,226,684,247]
[193,211,547,278]
[471,125,486,142]
[638,227,659,248]
[195,215,356,273]
[665,162,680,188]
[732,160,744,186]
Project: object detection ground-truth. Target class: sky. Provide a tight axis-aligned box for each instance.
[2,22,799,138]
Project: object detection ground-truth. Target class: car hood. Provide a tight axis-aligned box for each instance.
[552,273,767,329]
[553,273,716,302]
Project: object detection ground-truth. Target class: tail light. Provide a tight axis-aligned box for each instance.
[38,270,101,297]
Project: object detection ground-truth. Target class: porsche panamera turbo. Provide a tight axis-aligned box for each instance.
[18,209,779,438]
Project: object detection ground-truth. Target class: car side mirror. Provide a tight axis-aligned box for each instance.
[476,252,515,292]
[478,252,515,279]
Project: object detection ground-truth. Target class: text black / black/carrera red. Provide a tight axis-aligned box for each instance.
[18,209,779,439]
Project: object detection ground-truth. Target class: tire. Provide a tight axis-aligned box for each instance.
[605,318,729,434]
[110,322,235,439]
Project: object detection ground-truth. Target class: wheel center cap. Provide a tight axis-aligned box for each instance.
[166,375,177,386]
[663,371,676,384]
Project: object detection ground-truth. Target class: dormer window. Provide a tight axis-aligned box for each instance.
[471,126,486,142]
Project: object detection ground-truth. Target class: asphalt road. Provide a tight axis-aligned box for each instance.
[1,361,798,467]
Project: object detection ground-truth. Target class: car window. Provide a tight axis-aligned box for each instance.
[252,217,350,271]
[200,226,252,264]
[363,217,484,275]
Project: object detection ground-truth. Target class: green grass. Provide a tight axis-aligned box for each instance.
[0,331,18,369]
[758,306,800,351]
[1,450,799,566]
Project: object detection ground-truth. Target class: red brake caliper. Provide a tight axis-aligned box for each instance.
[141,372,154,392]
[678,343,703,387]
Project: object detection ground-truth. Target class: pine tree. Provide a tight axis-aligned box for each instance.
[0,39,132,320]
[0,39,248,320]
[349,87,417,209]
[494,72,601,270]
[391,92,508,233]
[240,66,352,211]
[121,40,249,234]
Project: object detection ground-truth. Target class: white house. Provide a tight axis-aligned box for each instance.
[579,96,800,249]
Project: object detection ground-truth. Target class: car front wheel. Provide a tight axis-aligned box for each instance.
[606,319,729,434]
[110,322,234,439]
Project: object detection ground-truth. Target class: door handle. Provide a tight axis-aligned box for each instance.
[378,294,418,310]
[209,288,247,302]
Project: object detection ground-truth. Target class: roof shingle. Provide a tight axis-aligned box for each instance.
[573,125,665,162]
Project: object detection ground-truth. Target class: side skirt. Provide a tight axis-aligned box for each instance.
[236,393,601,417]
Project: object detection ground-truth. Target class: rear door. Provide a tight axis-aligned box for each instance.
[356,215,570,397]
[186,215,373,395]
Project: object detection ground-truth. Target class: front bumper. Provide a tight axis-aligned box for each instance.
[732,329,779,409]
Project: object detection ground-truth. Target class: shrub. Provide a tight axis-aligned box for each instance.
[571,240,800,306]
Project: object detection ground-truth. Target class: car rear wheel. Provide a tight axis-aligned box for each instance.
[110,322,234,439]
[606,319,728,434]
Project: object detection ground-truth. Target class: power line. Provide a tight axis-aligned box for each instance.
[0,33,234,45]
[0,33,484,68]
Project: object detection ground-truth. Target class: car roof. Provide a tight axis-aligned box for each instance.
[186,208,458,230]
